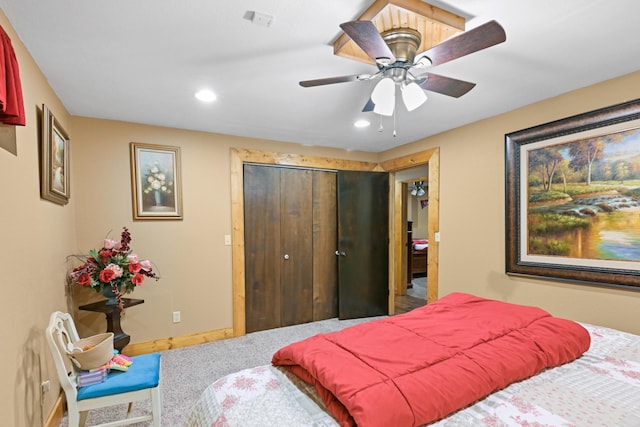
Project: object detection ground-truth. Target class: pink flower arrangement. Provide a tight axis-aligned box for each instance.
[69,227,159,307]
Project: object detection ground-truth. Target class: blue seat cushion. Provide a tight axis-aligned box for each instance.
[77,353,161,401]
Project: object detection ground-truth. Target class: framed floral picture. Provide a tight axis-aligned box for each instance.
[40,104,70,205]
[130,142,183,220]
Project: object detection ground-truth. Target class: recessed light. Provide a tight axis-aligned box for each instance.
[354,119,370,128]
[195,89,217,102]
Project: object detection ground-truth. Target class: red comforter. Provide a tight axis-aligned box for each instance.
[272,293,590,427]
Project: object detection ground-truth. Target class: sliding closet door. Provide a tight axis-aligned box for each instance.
[244,165,282,332]
[337,170,389,319]
[279,168,313,326]
[245,164,336,332]
[312,170,338,320]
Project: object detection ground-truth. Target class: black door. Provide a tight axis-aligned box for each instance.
[337,170,389,319]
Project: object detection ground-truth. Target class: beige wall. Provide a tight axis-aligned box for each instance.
[0,10,76,427]
[69,118,378,343]
[381,70,640,336]
[3,7,640,426]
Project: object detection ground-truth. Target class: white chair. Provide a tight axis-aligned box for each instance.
[46,311,162,427]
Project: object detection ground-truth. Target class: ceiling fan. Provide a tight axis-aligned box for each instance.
[300,20,506,116]
[409,181,426,197]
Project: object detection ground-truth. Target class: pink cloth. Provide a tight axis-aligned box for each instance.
[0,25,26,126]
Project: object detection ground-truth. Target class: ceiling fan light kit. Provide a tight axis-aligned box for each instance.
[411,181,426,197]
[371,77,396,116]
[299,0,506,131]
[402,81,427,111]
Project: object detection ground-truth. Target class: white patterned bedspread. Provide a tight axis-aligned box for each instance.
[184,324,640,427]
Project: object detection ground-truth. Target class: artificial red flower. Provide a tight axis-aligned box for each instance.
[131,273,144,285]
[98,249,113,262]
[99,269,116,283]
[77,273,92,286]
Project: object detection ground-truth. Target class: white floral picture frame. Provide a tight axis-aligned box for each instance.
[130,142,183,220]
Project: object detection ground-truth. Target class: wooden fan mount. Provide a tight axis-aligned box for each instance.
[333,0,465,65]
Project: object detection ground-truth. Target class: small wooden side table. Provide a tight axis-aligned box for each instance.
[78,298,144,353]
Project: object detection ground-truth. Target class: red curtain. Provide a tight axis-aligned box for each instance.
[0,25,25,126]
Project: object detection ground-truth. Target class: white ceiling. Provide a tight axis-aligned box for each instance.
[2,0,640,153]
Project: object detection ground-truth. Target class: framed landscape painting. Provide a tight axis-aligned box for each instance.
[505,99,640,289]
[40,104,70,205]
[130,142,183,220]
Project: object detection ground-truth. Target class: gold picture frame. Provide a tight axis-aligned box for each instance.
[40,104,70,205]
[130,142,183,220]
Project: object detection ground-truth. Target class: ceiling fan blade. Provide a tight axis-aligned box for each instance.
[362,98,375,112]
[299,74,368,87]
[340,21,396,64]
[418,73,476,98]
[416,20,506,67]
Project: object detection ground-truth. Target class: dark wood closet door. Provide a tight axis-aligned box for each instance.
[312,170,338,320]
[244,165,282,332]
[279,168,313,326]
[337,170,389,319]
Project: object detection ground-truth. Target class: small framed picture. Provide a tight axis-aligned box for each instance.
[40,104,70,205]
[130,142,183,220]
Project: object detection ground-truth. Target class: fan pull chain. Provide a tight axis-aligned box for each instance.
[378,115,384,133]
[393,106,397,137]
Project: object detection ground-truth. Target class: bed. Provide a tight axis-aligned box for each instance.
[185,293,640,427]
[411,239,428,278]
[407,236,428,280]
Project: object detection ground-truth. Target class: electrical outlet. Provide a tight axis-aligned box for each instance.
[41,380,51,394]
[172,311,181,323]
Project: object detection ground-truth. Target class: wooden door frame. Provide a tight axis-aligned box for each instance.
[230,147,439,336]
[379,148,440,305]
[398,173,428,297]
